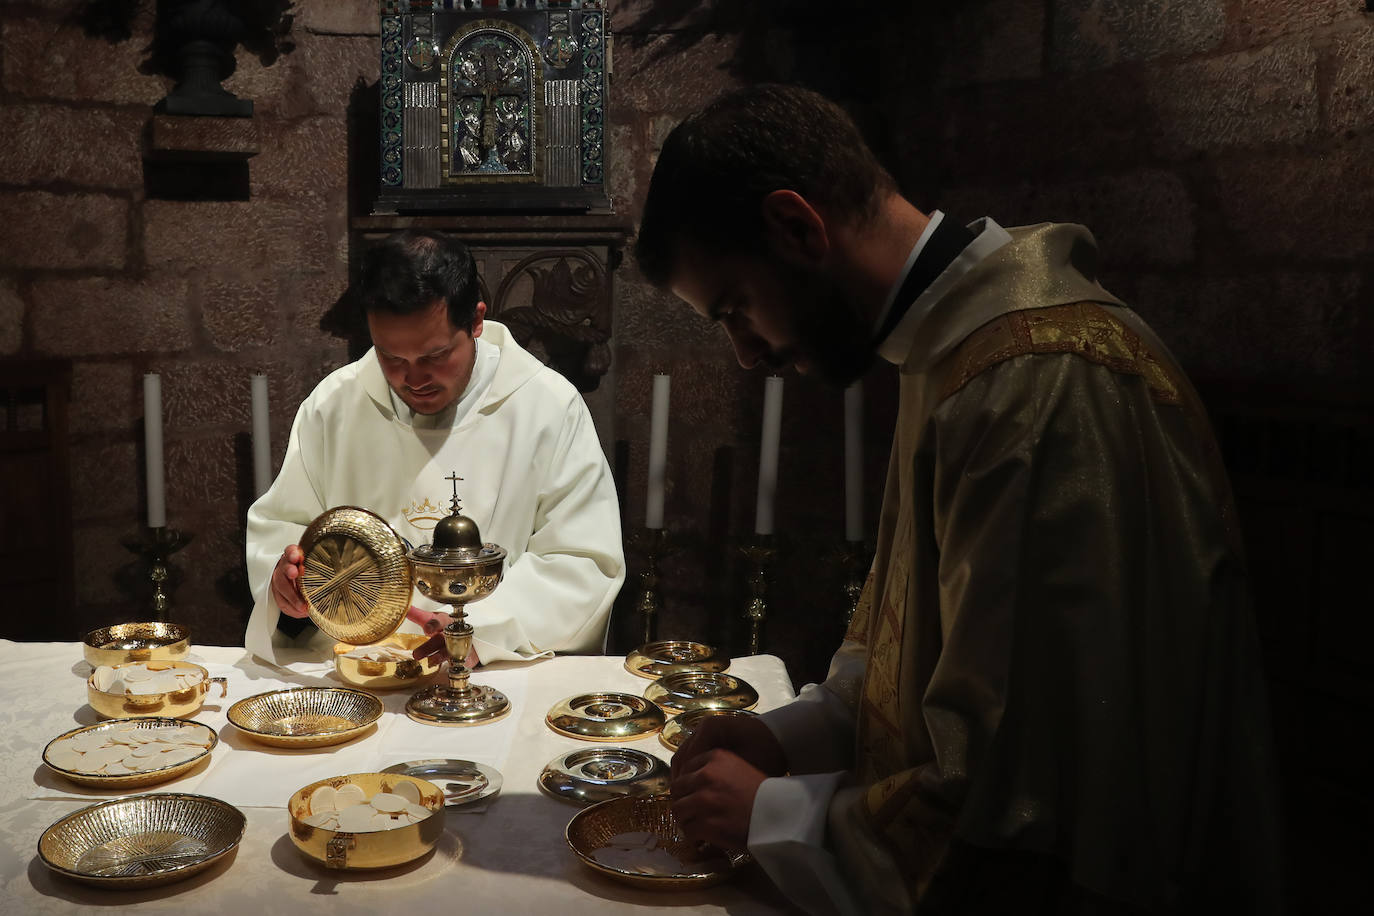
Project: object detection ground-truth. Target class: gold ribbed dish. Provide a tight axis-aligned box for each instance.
[644,671,759,716]
[38,793,245,889]
[624,640,730,679]
[228,687,383,748]
[42,718,218,789]
[565,794,750,890]
[299,506,413,646]
[288,772,446,869]
[659,707,758,753]
[546,692,666,741]
[82,622,190,669]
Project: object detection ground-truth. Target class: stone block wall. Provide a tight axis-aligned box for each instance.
[0,2,1369,714]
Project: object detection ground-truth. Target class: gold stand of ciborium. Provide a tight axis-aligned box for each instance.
[404,477,510,726]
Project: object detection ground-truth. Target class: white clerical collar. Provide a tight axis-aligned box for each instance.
[389,335,499,429]
[876,215,1013,365]
[870,209,944,338]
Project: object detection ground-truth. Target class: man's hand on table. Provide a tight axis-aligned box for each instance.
[407,606,480,669]
[669,714,788,852]
[271,545,309,617]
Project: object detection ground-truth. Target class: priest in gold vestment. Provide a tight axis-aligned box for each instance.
[637,85,1282,916]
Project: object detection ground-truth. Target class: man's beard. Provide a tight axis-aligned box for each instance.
[786,275,875,388]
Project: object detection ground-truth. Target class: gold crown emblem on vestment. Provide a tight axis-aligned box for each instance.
[401,497,443,530]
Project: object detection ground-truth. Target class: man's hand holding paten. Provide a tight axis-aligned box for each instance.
[271,545,309,618]
[669,714,788,852]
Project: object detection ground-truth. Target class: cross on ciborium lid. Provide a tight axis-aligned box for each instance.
[407,472,506,568]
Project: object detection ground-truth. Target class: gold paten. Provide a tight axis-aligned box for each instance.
[227,687,383,749]
[82,622,190,669]
[38,793,245,889]
[659,707,758,753]
[287,772,446,870]
[644,671,759,716]
[86,661,227,720]
[333,634,441,689]
[42,717,218,789]
[539,747,670,805]
[546,692,666,741]
[624,640,730,679]
[298,506,413,647]
[565,794,750,890]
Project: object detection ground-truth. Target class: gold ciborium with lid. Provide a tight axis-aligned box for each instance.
[297,472,509,727]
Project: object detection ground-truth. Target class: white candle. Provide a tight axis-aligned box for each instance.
[754,375,784,536]
[251,373,271,497]
[844,382,864,542]
[646,373,670,529]
[143,373,166,528]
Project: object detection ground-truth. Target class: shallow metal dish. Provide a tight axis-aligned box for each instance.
[624,640,730,679]
[287,772,445,870]
[659,707,758,753]
[644,671,759,716]
[83,622,190,669]
[42,717,218,789]
[546,691,666,741]
[38,793,245,889]
[86,660,227,720]
[227,687,383,748]
[565,793,749,890]
[299,505,413,646]
[333,633,441,689]
[381,758,502,807]
[540,747,670,805]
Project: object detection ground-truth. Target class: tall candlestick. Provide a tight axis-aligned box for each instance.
[143,373,166,528]
[646,373,670,529]
[844,381,864,542]
[754,375,784,536]
[251,373,271,497]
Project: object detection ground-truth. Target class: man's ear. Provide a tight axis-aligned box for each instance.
[760,190,831,264]
[471,301,486,338]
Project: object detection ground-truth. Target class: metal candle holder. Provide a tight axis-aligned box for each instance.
[739,536,776,656]
[123,527,192,621]
[835,539,873,626]
[633,527,667,645]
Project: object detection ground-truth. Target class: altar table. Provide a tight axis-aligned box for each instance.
[0,641,801,914]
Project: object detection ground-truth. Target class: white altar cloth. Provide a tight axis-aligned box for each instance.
[0,641,800,914]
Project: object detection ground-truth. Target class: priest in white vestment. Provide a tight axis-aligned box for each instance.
[244,230,624,667]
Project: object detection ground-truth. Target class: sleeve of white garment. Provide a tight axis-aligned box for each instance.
[243,393,334,663]
[462,390,625,663]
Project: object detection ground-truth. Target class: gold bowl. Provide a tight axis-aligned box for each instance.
[332,634,440,689]
[42,717,218,789]
[82,622,190,669]
[644,671,759,716]
[299,506,413,646]
[659,707,758,753]
[228,687,383,749]
[546,692,666,741]
[288,772,446,869]
[86,661,227,720]
[565,794,749,890]
[38,793,245,889]
[624,640,730,679]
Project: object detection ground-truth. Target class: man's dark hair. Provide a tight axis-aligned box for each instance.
[354,229,481,332]
[634,83,897,288]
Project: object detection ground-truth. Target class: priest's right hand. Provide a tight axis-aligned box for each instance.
[670,714,787,783]
[271,545,309,618]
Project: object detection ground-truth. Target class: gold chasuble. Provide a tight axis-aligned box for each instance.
[844,224,1281,913]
